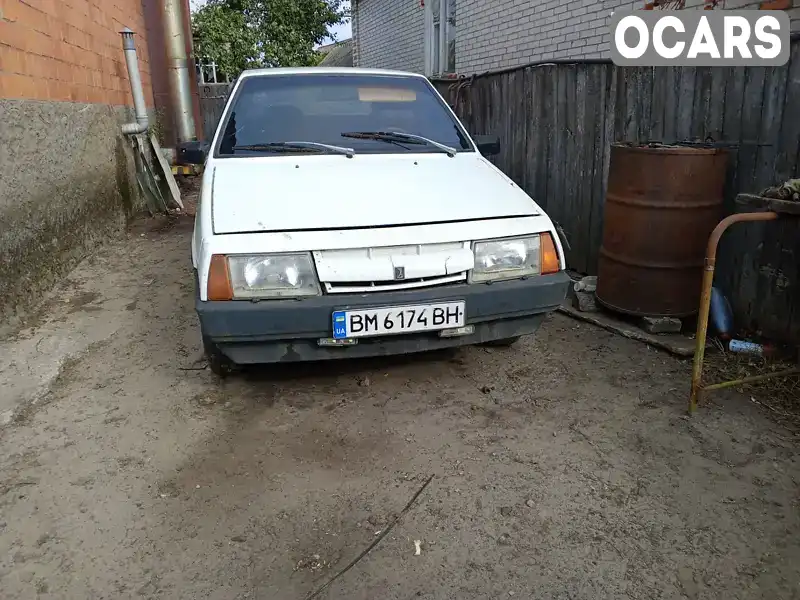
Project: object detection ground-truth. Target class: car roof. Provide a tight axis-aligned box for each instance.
[238,67,428,80]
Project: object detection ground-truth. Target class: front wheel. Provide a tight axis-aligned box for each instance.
[202,335,234,378]
[481,337,521,348]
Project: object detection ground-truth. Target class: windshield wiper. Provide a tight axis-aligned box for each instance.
[341,131,457,157]
[232,141,355,158]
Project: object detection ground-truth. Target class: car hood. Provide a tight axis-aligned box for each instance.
[210,154,541,234]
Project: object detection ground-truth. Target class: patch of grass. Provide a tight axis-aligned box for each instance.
[705,345,800,429]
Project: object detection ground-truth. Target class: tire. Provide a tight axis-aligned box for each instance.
[481,336,521,348]
[202,334,234,378]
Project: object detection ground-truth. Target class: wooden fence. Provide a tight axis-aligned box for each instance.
[433,42,800,343]
[199,83,232,142]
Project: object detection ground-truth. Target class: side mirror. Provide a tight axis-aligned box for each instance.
[473,134,500,156]
[177,140,210,165]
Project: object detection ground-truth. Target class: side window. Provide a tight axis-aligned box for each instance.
[425,0,456,77]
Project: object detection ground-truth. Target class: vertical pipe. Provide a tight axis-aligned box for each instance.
[688,211,780,414]
[689,264,715,414]
[162,0,196,142]
[120,28,150,135]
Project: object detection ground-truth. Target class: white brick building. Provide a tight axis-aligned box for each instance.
[353,0,800,76]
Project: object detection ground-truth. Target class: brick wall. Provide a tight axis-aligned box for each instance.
[353,0,425,73]
[456,0,800,74]
[685,0,800,25]
[0,0,153,106]
[354,0,800,76]
[0,0,162,324]
[456,0,636,73]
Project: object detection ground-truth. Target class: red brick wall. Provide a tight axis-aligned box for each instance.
[0,0,154,106]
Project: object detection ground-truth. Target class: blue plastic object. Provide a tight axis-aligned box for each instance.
[710,287,733,339]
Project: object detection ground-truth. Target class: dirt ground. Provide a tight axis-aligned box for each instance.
[0,214,799,600]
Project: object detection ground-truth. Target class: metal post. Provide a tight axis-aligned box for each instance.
[689,262,716,413]
[162,0,197,142]
[120,28,149,135]
[689,211,780,414]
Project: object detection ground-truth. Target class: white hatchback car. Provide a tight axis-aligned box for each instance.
[180,67,569,376]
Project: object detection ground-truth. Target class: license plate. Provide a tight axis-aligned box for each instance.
[332,302,466,340]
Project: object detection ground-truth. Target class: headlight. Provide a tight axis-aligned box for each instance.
[227,253,320,298]
[470,236,541,283]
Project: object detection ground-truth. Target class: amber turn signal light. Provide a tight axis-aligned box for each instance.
[540,233,560,274]
[207,254,233,300]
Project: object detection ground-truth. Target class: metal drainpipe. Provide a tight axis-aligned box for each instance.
[162,0,197,143]
[120,28,150,135]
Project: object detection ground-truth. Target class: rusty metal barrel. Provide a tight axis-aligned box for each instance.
[596,144,728,317]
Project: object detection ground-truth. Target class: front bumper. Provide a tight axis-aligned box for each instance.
[196,272,570,364]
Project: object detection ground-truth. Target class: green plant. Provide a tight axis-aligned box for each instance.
[192,0,347,79]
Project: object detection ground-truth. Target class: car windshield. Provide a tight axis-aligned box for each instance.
[215,74,474,157]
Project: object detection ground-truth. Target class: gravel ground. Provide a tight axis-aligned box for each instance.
[0,214,798,600]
